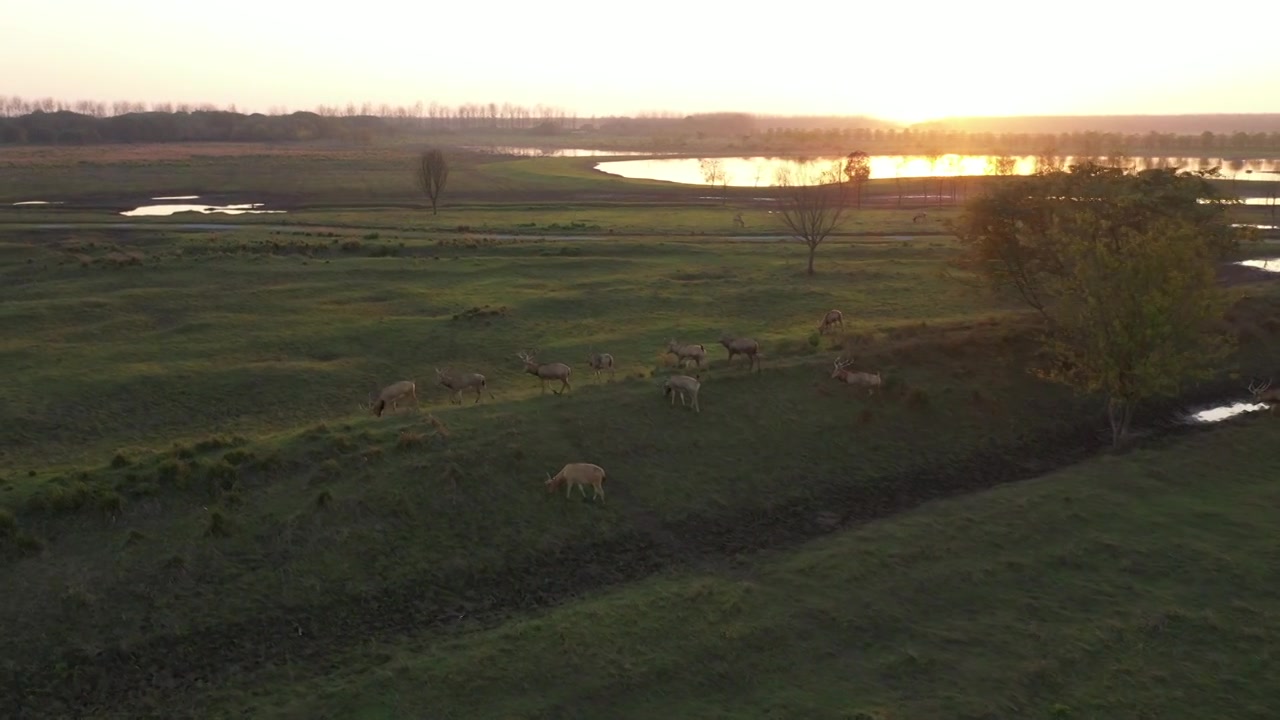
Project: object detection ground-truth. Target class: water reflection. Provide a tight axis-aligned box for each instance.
[1185,401,1270,424]
[152,195,200,200]
[12,200,63,205]
[120,203,285,217]
[594,155,1280,187]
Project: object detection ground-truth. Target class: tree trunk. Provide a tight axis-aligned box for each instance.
[1108,397,1135,447]
[807,244,816,275]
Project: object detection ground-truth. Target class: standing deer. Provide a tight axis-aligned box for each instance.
[517,349,572,395]
[587,351,616,382]
[732,212,746,228]
[818,309,844,335]
[663,374,702,413]
[719,335,761,373]
[1249,378,1280,412]
[831,358,882,395]
[912,212,928,223]
[367,380,419,417]
[435,367,495,405]
[665,340,707,370]
[545,462,607,502]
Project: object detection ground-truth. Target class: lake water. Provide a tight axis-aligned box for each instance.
[465,145,673,158]
[12,200,64,205]
[120,203,286,217]
[152,195,200,200]
[593,154,1280,187]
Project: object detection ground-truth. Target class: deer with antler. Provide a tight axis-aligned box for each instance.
[831,357,882,395]
[1249,378,1280,412]
[517,349,572,395]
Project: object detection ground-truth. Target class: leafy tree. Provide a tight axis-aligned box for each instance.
[775,159,851,276]
[842,150,871,208]
[415,148,449,215]
[953,163,1243,445]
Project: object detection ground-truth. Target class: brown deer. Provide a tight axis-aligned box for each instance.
[818,309,844,335]
[663,374,702,413]
[719,335,761,372]
[665,340,707,370]
[1249,378,1280,412]
[545,462,607,501]
[587,351,616,382]
[367,380,419,417]
[831,358,882,395]
[517,349,572,395]
[435,368,495,405]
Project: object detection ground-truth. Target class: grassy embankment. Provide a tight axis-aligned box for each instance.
[208,415,1280,719]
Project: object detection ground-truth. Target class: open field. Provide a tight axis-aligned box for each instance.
[199,415,1280,719]
[4,144,1280,718]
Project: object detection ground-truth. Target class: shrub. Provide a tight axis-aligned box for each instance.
[204,511,231,538]
[110,452,131,468]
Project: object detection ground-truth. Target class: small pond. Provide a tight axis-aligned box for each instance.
[120,203,286,217]
[1236,258,1280,272]
[12,200,64,205]
[152,195,201,200]
[1184,401,1270,424]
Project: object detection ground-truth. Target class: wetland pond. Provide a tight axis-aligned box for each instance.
[120,200,285,217]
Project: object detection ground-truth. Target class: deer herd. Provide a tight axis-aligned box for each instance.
[365,310,1280,503]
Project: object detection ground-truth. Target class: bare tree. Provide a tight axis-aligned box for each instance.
[775,159,851,276]
[415,148,449,215]
[699,158,729,205]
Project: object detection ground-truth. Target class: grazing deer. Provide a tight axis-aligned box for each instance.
[1249,378,1280,412]
[368,380,418,417]
[545,462,607,501]
[818,309,844,335]
[665,340,707,370]
[719,335,761,372]
[587,351,616,382]
[912,212,928,223]
[517,349,572,395]
[435,367,495,405]
[663,374,702,413]
[831,358,882,395]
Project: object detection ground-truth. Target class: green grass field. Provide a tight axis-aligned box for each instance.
[207,415,1280,719]
[3,142,1280,719]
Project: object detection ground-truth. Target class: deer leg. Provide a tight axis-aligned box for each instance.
[474,387,482,404]
[566,483,572,498]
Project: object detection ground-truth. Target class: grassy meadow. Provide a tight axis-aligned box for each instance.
[2,140,1280,718]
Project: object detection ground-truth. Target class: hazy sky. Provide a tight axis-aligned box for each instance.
[5,0,1277,123]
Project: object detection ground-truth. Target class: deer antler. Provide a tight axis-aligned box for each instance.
[1250,378,1273,395]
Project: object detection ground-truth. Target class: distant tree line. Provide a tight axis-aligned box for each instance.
[1,95,1278,155]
